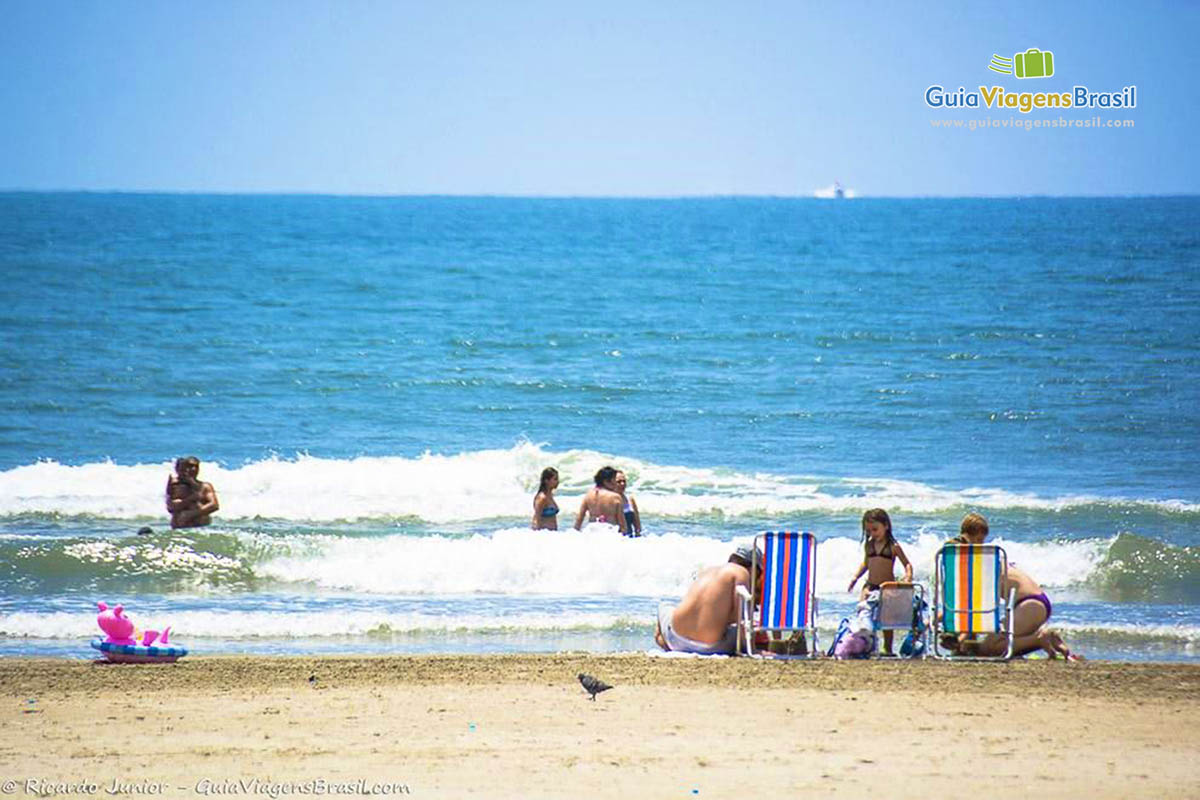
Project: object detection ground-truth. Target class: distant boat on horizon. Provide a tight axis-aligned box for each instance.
[813,181,855,199]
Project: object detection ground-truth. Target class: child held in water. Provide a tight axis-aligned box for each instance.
[847,508,913,654]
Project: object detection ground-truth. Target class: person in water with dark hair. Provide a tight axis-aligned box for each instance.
[573,465,626,533]
[614,470,641,537]
[531,467,560,530]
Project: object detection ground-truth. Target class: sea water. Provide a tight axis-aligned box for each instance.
[0,193,1197,661]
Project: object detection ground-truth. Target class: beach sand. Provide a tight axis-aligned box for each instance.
[3,655,1199,799]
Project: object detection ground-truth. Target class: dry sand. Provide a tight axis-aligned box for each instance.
[2,655,1199,799]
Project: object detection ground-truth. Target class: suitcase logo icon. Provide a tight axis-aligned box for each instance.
[988,48,1055,79]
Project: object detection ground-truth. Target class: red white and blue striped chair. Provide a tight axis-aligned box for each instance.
[735,531,819,658]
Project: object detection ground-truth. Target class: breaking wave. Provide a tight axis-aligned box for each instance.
[1,444,1195,522]
[2,525,1189,603]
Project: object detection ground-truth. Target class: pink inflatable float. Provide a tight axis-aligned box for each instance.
[90,602,188,663]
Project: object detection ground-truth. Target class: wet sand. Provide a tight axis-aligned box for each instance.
[2,655,1198,799]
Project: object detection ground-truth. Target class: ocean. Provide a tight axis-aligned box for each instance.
[1,193,1197,661]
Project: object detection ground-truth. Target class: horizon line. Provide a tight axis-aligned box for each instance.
[1,188,1198,201]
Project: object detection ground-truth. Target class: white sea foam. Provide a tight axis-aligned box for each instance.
[0,445,1194,521]
[3,602,1196,645]
[1,525,1120,619]
[227,526,1111,598]
[898,530,1109,590]
[0,608,646,641]
[258,525,736,597]
[1051,621,1200,644]
[0,528,1173,643]
[254,528,1111,597]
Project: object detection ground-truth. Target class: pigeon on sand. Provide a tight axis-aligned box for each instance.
[577,673,613,701]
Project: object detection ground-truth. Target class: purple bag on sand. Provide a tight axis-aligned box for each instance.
[834,630,871,659]
[833,591,878,659]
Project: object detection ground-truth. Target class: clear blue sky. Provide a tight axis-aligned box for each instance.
[1,0,1196,196]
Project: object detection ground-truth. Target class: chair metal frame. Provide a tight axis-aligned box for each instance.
[735,531,819,659]
[931,543,1016,661]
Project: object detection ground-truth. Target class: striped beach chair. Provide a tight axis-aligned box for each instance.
[736,531,819,658]
[931,543,1016,660]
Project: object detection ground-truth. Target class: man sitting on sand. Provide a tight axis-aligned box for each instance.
[573,466,627,534]
[948,513,1079,660]
[654,545,760,655]
[166,456,220,529]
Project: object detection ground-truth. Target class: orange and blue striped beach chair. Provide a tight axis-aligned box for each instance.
[736,531,819,658]
[931,543,1016,660]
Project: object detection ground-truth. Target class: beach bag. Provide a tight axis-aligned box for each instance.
[826,618,852,657]
[834,630,872,659]
[833,593,877,658]
[828,608,873,659]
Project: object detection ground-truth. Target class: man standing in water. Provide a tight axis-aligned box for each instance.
[166,456,220,529]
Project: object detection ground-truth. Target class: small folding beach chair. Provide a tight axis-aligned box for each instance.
[931,543,1016,660]
[735,531,819,658]
[872,581,927,658]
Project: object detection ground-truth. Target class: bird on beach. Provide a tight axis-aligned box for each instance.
[578,673,613,701]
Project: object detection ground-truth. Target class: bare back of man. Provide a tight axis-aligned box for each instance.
[655,562,750,651]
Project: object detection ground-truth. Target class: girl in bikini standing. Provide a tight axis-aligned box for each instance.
[847,508,913,654]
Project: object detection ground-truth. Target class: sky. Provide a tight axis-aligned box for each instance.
[0,0,1196,196]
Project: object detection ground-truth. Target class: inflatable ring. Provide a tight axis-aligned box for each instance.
[91,638,188,663]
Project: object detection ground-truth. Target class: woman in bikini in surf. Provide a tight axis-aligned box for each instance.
[531,467,560,530]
